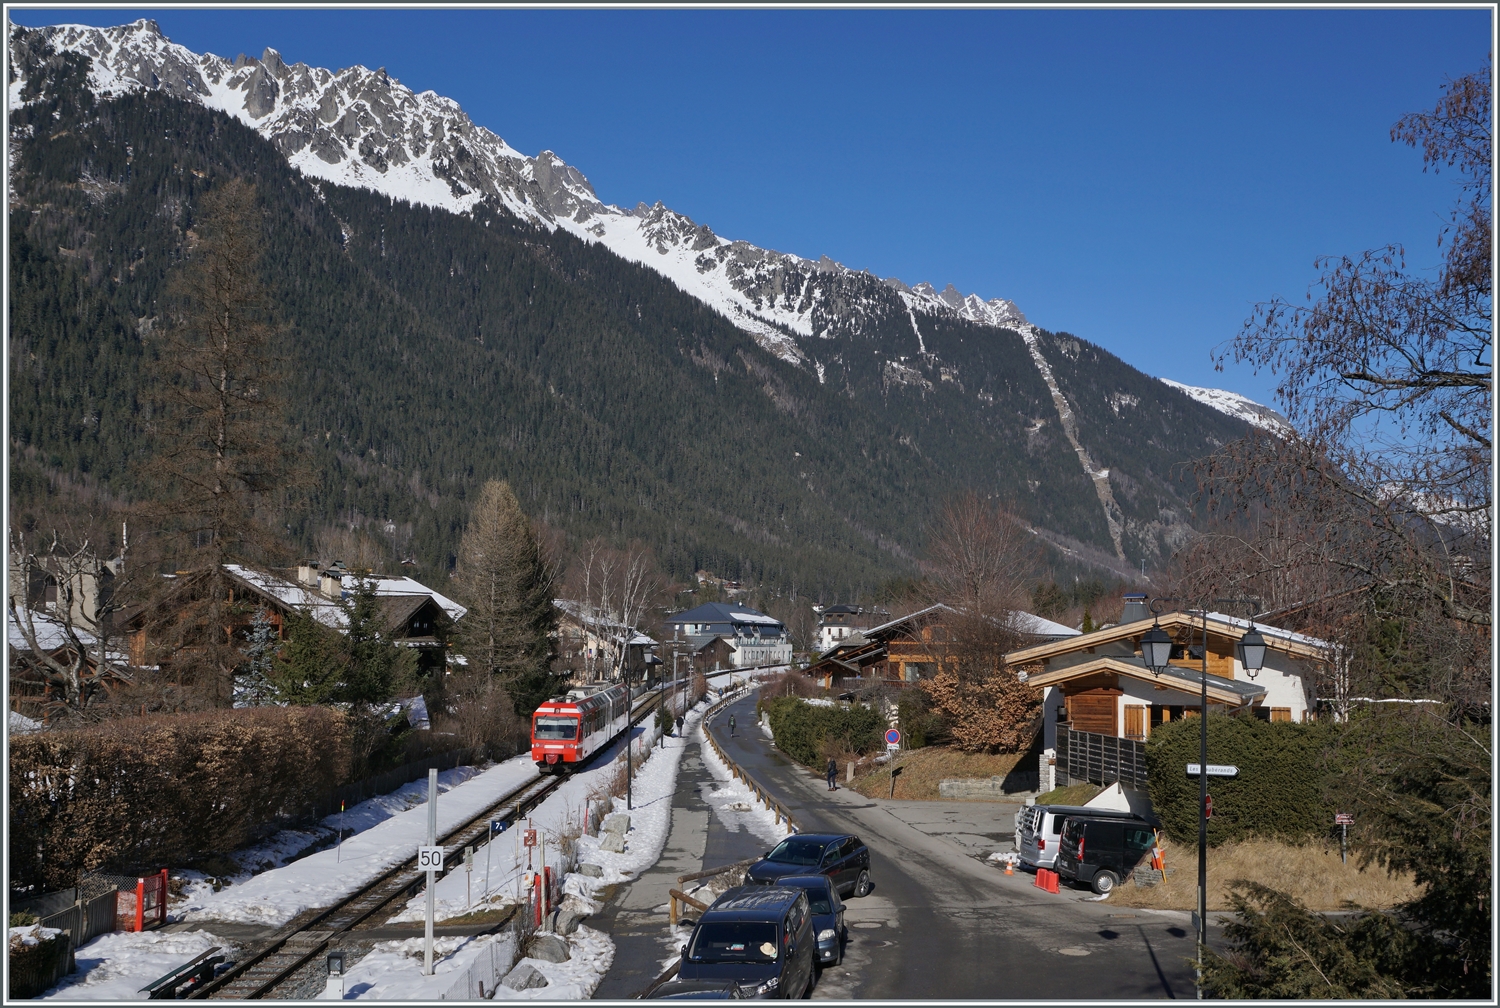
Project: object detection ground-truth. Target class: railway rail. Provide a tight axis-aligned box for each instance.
[192,685,677,1000]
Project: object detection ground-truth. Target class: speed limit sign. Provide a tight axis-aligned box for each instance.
[417,846,445,871]
[523,829,538,848]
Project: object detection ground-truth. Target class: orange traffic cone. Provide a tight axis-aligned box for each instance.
[1004,861,1014,875]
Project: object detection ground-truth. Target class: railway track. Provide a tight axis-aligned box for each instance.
[192,687,674,1000]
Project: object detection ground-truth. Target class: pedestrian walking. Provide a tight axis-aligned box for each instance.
[729,714,737,737]
[826,757,838,791]
[676,714,684,735]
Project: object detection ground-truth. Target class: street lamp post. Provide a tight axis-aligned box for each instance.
[1144,596,1264,1000]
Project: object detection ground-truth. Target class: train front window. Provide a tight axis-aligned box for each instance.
[535,716,579,740]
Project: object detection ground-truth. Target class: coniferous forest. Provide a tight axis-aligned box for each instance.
[8,52,1252,596]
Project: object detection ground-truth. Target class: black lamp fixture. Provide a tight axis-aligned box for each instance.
[1141,604,1175,674]
[1236,625,1268,679]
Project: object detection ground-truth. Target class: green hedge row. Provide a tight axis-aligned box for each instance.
[762,696,885,769]
[1144,714,1335,846]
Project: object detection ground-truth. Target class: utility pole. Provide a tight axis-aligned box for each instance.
[424,768,437,977]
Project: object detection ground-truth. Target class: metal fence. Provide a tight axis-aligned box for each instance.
[436,929,519,1000]
[1058,727,1148,792]
[7,929,75,999]
[35,888,121,947]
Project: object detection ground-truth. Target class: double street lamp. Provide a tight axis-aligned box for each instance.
[1140,597,1265,1000]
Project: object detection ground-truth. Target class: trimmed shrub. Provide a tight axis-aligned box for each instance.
[764,696,884,769]
[9,707,349,891]
[1145,714,1335,846]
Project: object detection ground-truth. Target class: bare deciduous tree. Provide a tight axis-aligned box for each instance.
[917,494,1042,752]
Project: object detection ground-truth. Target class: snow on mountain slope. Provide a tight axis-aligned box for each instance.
[1160,379,1291,435]
[8,19,1036,368]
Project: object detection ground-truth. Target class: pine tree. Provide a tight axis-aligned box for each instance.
[235,607,279,706]
[451,480,562,716]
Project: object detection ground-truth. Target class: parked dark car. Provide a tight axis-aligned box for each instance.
[1053,815,1156,895]
[747,833,871,898]
[677,886,817,999]
[765,874,844,967]
[649,978,748,999]
[1015,804,1147,871]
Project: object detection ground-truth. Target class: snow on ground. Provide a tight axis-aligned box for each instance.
[386,694,696,924]
[696,713,795,846]
[39,929,231,1001]
[492,925,614,1001]
[175,760,539,928]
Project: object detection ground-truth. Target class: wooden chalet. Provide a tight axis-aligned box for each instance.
[805,603,1080,693]
[1005,594,1329,753]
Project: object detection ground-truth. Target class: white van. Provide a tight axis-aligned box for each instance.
[1015,804,1146,871]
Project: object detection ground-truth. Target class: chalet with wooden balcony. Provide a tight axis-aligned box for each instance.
[1005,594,1328,754]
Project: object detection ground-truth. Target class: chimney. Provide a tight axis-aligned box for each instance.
[320,568,344,600]
[1121,593,1149,625]
[298,559,320,587]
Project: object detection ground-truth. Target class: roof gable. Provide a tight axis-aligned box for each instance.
[1005,610,1332,665]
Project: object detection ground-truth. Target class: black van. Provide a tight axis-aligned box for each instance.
[678,886,817,999]
[1053,815,1156,895]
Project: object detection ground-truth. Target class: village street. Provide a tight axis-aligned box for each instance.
[680,693,1217,1000]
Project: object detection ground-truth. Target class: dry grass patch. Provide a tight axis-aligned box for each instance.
[849,746,1025,801]
[1111,836,1420,912]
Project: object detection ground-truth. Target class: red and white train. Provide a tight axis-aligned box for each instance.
[530,684,631,774]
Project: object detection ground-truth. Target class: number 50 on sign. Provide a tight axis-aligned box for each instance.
[417,846,445,871]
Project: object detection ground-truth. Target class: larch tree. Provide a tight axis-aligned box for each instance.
[451,480,562,718]
[133,179,302,708]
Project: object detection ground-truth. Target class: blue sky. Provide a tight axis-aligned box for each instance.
[13,7,1491,407]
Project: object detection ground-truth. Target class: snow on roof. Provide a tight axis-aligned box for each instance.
[9,711,43,734]
[668,602,784,627]
[1201,611,1331,652]
[728,611,782,625]
[339,574,466,622]
[223,565,467,628]
[7,607,96,652]
[223,565,347,630]
[626,633,658,646]
[1011,611,1082,638]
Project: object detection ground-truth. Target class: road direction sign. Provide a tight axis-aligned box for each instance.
[417,846,445,872]
[1335,812,1355,825]
[1186,764,1239,777]
[885,728,901,746]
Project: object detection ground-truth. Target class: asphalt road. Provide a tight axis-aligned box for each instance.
[708,694,1211,1000]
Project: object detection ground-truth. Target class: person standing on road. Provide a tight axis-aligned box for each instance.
[826,757,838,791]
[729,714,737,737]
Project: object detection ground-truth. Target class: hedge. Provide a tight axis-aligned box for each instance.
[1144,714,1335,846]
[10,707,349,891]
[763,697,885,769]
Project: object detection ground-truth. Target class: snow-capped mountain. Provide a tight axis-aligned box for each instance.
[8,18,1287,573]
[4,20,1046,367]
[1160,380,1290,435]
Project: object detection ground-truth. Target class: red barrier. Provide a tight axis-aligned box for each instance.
[1033,869,1060,894]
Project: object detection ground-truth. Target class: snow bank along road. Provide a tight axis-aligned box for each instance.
[710,693,1213,1000]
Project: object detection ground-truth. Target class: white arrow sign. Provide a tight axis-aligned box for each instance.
[1186,764,1239,777]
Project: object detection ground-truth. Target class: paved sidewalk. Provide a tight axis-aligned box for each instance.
[591,736,769,999]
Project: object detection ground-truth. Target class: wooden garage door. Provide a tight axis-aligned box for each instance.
[1068,690,1119,736]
